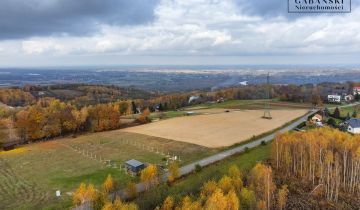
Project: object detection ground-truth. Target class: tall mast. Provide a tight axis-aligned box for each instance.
[263,72,272,119]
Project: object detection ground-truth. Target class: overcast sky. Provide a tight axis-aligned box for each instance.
[0,0,359,67]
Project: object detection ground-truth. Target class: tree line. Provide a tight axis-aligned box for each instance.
[155,163,288,210]
[74,163,288,210]
[0,98,148,143]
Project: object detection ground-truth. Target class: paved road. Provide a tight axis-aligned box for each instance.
[119,109,320,198]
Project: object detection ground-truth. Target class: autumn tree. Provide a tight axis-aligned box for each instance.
[239,187,256,210]
[226,190,239,210]
[228,165,243,192]
[218,176,234,194]
[200,180,218,200]
[103,174,114,194]
[168,162,180,183]
[140,164,159,190]
[204,188,227,210]
[102,196,138,210]
[137,107,151,123]
[249,163,276,210]
[161,196,174,210]
[73,183,96,206]
[277,185,289,210]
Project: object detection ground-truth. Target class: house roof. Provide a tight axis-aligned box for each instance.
[346,118,360,128]
[125,159,144,168]
[312,114,322,119]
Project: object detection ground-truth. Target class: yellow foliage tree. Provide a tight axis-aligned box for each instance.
[218,176,234,194]
[138,108,151,123]
[226,190,239,210]
[228,165,243,192]
[73,183,96,206]
[249,163,276,210]
[168,162,180,183]
[204,188,227,210]
[103,174,114,194]
[140,164,159,190]
[200,180,218,200]
[277,185,289,210]
[161,196,174,210]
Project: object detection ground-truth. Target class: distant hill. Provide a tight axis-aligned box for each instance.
[0,84,154,107]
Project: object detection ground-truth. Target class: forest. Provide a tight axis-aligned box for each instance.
[272,128,359,209]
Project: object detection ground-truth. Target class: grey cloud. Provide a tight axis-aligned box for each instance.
[234,0,356,19]
[0,0,159,40]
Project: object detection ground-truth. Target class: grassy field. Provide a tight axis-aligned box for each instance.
[338,105,360,118]
[0,131,217,210]
[134,143,272,209]
[186,99,312,110]
[149,99,313,121]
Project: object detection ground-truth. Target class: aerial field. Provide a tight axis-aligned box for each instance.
[124,109,308,148]
[0,131,215,209]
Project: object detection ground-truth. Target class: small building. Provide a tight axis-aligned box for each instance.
[125,159,145,174]
[345,118,360,134]
[185,111,195,116]
[327,95,341,103]
[344,94,354,102]
[353,86,360,95]
[315,121,324,127]
[311,114,323,123]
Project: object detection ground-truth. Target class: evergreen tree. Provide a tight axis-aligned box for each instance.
[352,110,357,118]
[131,101,138,114]
[333,107,340,119]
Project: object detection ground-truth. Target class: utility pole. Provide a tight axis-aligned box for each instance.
[263,72,272,119]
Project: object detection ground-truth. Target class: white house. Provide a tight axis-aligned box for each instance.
[327,95,341,103]
[346,118,360,134]
[311,114,323,123]
[344,94,354,102]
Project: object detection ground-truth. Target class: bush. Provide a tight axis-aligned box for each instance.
[195,164,202,172]
[327,118,336,127]
[244,147,249,152]
[260,140,266,146]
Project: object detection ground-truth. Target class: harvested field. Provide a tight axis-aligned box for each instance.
[124,109,308,148]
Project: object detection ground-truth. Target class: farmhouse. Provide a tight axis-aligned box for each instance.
[353,86,360,95]
[327,95,341,103]
[311,114,323,123]
[344,94,354,102]
[345,118,360,134]
[125,159,145,174]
